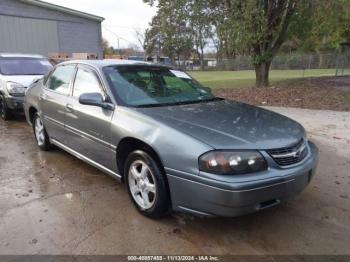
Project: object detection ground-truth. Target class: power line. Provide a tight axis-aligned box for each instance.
[102,25,135,45]
[103,24,147,30]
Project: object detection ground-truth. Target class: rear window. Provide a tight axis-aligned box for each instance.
[0,57,53,75]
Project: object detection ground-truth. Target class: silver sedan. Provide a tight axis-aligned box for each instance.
[24,60,318,218]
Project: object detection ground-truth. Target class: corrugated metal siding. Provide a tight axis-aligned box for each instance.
[0,0,103,57]
[0,15,59,55]
[58,21,103,59]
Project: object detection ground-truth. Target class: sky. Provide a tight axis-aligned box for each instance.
[44,0,158,49]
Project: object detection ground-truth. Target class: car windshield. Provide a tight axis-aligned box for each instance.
[0,57,53,75]
[103,65,218,107]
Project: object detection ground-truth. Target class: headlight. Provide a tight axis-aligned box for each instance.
[199,151,267,175]
[6,82,26,96]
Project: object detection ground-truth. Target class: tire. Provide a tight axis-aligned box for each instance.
[0,95,13,121]
[33,113,52,151]
[125,150,171,218]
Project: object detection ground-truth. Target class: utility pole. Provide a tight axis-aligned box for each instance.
[117,37,120,55]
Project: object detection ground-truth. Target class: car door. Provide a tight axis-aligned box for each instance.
[41,64,76,143]
[65,65,115,170]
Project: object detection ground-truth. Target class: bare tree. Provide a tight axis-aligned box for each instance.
[134,28,146,51]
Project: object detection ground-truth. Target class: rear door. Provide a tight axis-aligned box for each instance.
[41,64,76,143]
[65,65,115,170]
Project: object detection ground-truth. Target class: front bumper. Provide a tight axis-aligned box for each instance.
[5,96,25,111]
[166,141,319,217]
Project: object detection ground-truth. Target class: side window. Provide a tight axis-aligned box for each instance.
[73,68,102,98]
[47,65,76,94]
[43,68,54,85]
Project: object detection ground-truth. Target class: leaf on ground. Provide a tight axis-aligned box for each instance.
[214,76,350,111]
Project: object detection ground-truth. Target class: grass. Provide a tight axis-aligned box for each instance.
[189,69,337,89]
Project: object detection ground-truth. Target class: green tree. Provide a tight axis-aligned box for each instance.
[144,15,162,58]
[300,0,350,53]
[220,0,304,87]
[208,1,242,60]
[189,0,213,69]
[102,38,115,56]
[144,0,193,65]
[144,0,349,87]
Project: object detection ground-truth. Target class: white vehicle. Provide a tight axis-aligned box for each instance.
[0,53,52,120]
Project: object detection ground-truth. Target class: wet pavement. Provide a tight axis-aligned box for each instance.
[0,108,349,255]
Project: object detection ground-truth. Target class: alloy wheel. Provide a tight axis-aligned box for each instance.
[128,160,157,210]
[34,117,45,146]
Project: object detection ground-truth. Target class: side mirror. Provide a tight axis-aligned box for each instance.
[79,92,115,110]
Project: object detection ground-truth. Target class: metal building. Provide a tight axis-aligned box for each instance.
[0,0,104,58]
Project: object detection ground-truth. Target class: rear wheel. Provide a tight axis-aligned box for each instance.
[33,113,52,151]
[0,95,13,120]
[125,150,171,218]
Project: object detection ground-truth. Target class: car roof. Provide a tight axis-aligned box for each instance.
[0,53,47,59]
[59,59,173,70]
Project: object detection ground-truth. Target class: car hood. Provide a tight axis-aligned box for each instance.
[135,99,305,150]
[1,75,44,87]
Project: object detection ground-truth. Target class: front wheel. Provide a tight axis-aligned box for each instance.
[125,150,171,218]
[0,95,13,120]
[33,113,52,151]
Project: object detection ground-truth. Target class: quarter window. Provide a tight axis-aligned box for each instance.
[47,65,76,94]
[73,68,102,98]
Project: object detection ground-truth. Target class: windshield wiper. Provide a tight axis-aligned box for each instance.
[170,97,223,106]
[199,97,223,103]
[134,97,223,108]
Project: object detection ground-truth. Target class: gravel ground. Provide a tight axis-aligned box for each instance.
[0,108,349,255]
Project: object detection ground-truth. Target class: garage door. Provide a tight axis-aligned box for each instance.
[0,15,59,55]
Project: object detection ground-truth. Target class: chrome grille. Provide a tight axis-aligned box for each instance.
[267,139,308,166]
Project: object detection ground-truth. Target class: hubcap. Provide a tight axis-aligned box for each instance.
[34,117,45,146]
[128,160,157,210]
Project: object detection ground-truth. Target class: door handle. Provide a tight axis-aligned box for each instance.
[39,94,46,100]
[65,104,74,113]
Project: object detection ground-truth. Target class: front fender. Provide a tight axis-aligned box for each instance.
[111,107,213,176]
[24,81,43,125]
